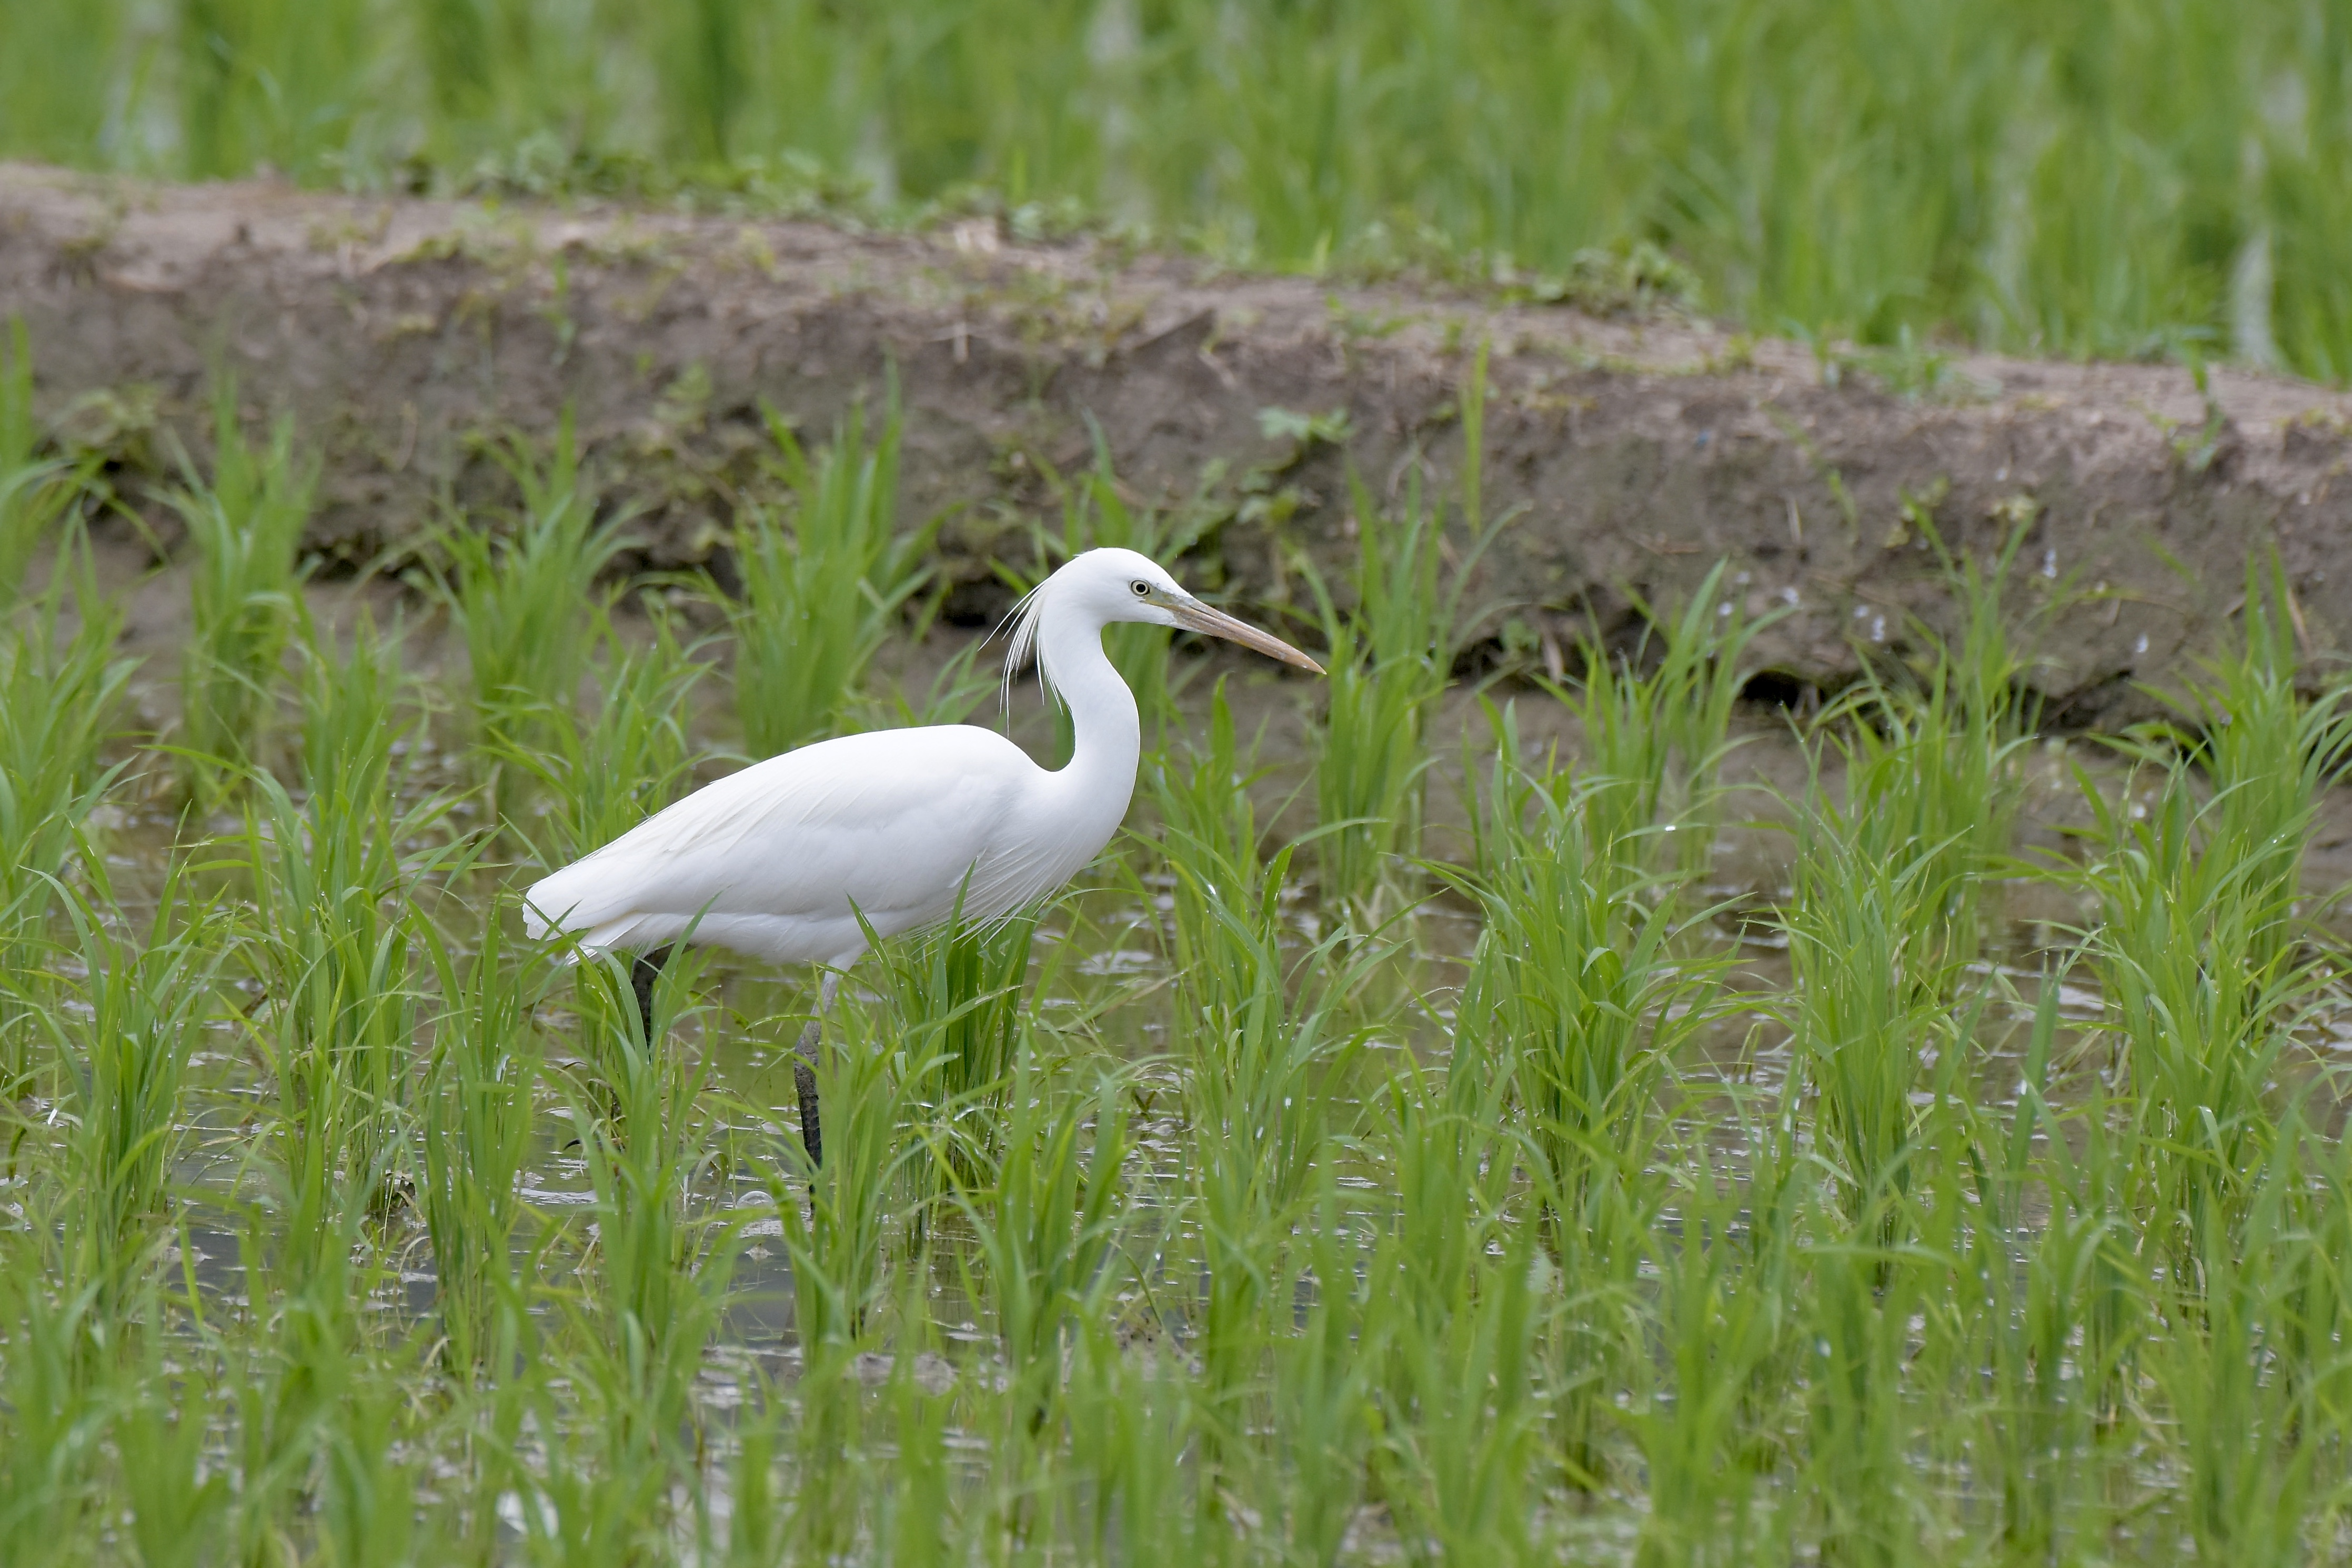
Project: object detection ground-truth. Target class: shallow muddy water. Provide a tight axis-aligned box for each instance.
[17,541,2352,1563]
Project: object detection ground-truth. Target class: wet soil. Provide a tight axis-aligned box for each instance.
[9,163,2352,732]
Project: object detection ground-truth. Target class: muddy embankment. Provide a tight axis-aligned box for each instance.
[5,162,2352,729]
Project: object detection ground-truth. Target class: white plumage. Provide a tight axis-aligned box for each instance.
[522,546,1320,969]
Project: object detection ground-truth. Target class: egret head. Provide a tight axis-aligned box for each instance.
[1013,547,1324,681]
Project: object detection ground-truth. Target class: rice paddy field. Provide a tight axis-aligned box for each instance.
[6,0,2352,383]
[5,315,2352,1566]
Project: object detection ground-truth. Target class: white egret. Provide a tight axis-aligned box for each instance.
[522,546,1322,1163]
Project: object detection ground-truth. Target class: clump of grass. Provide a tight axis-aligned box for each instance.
[1816,527,2037,972]
[770,988,929,1349]
[170,383,316,801]
[493,606,712,866]
[1564,559,1772,880]
[0,551,132,1068]
[1160,822,1371,1445]
[1782,787,1965,1226]
[1146,676,1269,906]
[436,409,634,746]
[43,862,223,1299]
[872,904,1041,1188]
[0,1238,104,1556]
[2163,554,2352,978]
[1449,709,1720,1215]
[1625,1142,1791,1565]
[0,316,81,608]
[243,620,456,1230]
[564,950,731,1478]
[420,913,545,1373]
[728,399,931,757]
[2077,759,2318,1251]
[1311,344,1500,914]
[953,1063,1131,1429]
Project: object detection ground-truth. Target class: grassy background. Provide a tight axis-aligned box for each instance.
[4,0,2351,379]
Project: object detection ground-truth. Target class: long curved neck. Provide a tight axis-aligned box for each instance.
[1036,600,1140,811]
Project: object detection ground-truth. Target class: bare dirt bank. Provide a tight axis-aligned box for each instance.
[7,162,2352,728]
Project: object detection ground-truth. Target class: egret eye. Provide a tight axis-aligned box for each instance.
[1130,580,1151,597]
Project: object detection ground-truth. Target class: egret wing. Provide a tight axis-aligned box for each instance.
[524,726,1041,957]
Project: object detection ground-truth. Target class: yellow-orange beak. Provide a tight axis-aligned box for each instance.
[1167,596,1324,674]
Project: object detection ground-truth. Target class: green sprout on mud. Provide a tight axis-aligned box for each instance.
[172,383,315,801]
[728,399,931,757]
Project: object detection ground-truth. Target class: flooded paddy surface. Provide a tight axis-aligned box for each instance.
[13,529,2352,1565]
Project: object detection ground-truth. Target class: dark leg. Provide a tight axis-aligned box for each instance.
[630,944,674,1047]
[792,1018,823,1169]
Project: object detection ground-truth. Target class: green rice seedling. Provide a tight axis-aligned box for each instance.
[2145,1153,2319,1566]
[770,989,927,1347]
[170,383,315,801]
[872,1331,959,1566]
[870,903,1040,1188]
[1449,715,1721,1217]
[0,558,132,1081]
[314,1363,426,1568]
[419,912,546,1373]
[294,612,408,831]
[240,651,446,1229]
[241,733,453,1228]
[953,1063,1131,1429]
[2161,554,2352,979]
[1169,843,1372,1465]
[1563,561,1773,881]
[1795,1221,1934,1568]
[1062,1322,1208,1568]
[2022,1087,2160,1451]
[0,316,81,609]
[728,399,931,757]
[561,954,728,1461]
[550,1088,732,1547]
[1153,709,1302,1058]
[112,1317,233,1568]
[1816,530,2036,975]
[1780,770,1975,1227]
[41,862,223,1300]
[0,1249,104,1562]
[507,1393,667,1568]
[1310,477,1452,916]
[219,1235,364,1562]
[1145,676,1269,906]
[435,409,633,748]
[720,1396,783,1567]
[1360,1064,1544,1563]
[1956,972,2088,1560]
[1263,1188,1378,1566]
[1311,345,1501,913]
[2075,758,2319,1254]
[493,606,711,866]
[1170,839,1358,1207]
[0,554,127,906]
[781,1340,878,1565]
[1625,1144,1791,1568]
